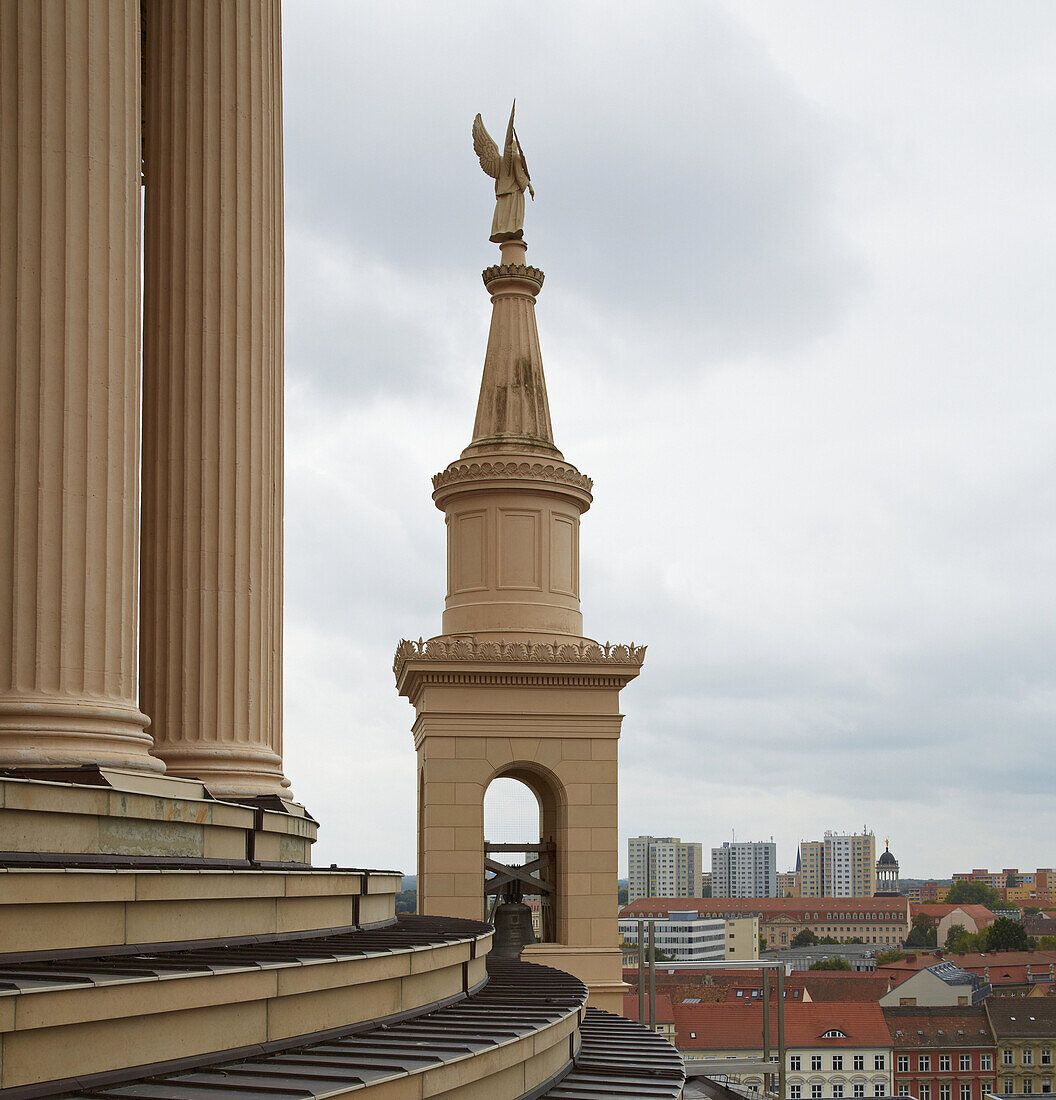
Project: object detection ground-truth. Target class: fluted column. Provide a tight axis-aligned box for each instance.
[0,1,161,772]
[141,0,290,796]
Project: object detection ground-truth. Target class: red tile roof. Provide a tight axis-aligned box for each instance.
[881,1006,992,1049]
[623,992,675,1025]
[621,897,909,921]
[673,1000,891,1051]
[799,972,892,1002]
[911,904,997,925]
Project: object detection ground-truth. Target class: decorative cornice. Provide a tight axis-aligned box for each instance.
[394,637,646,679]
[482,263,544,290]
[432,460,593,494]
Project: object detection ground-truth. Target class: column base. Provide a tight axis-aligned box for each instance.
[0,695,163,773]
[149,743,292,798]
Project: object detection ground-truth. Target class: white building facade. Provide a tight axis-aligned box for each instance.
[712,840,778,898]
[619,910,726,962]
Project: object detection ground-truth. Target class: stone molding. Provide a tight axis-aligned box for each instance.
[393,636,646,679]
[432,459,594,494]
[482,263,545,290]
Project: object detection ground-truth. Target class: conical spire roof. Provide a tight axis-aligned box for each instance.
[460,239,563,460]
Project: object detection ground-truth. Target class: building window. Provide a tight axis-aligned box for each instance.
[834,1056,844,1071]
[876,1087,886,1097]
[813,1056,823,1071]
[961,1056,972,1073]
[791,1088,802,1099]
[898,1088,910,1097]
[920,1087,930,1100]
[941,1057,952,1073]
[1024,1082,1033,1095]
[982,1056,993,1072]
[1004,1081,1015,1094]
[791,1057,802,1071]
[834,1086,845,1098]
[855,1086,866,1099]
[961,1085,971,1100]
[1043,1052,1053,1067]
[876,1056,886,1071]
[1026,1052,1035,1067]
[1005,1050,1015,1066]
[855,1057,865,1072]
[941,1085,951,1100]
[812,1087,823,1099]
[920,1056,931,1072]
[898,1057,910,1074]
[1041,1081,1051,1094]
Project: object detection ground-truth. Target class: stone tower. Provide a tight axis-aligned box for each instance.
[395,227,644,1011]
[875,840,901,896]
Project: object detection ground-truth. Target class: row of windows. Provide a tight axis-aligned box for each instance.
[789,1085,883,1098]
[791,1056,884,1071]
[897,1055,995,1073]
[1001,1080,1053,1094]
[1004,1049,1054,1066]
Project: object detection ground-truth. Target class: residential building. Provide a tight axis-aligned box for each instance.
[800,831,878,898]
[879,963,990,1008]
[712,839,778,897]
[621,896,911,948]
[985,999,1056,1096]
[883,1005,997,1100]
[877,952,1056,1000]
[673,1001,893,1097]
[910,904,998,945]
[628,836,703,903]
[779,871,801,897]
[953,869,1056,906]
[727,917,761,960]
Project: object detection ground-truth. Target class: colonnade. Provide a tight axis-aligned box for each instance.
[0,1,292,798]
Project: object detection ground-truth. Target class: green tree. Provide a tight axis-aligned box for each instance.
[819,935,841,945]
[985,917,1032,952]
[760,935,768,952]
[395,889,417,914]
[1036,936,1056,951]
[810,957,852,971]
[906,914,937,948]
[946,881,1003,909]
[875,949,907,965]
[792,929,819,947]
[945,923,967,951]
[618,887,628,906]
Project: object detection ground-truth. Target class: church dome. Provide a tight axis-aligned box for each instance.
[878,848,897,866]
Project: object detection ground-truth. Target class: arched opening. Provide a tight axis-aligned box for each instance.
[483,766,564,942]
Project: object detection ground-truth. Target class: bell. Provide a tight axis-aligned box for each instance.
[492,899,537,957]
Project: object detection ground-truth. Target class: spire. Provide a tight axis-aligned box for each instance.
[461,239,563,459]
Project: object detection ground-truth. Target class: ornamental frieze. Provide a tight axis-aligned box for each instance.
[432,460,593,493]
[393,636,646,678]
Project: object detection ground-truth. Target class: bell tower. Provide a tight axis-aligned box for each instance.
[395,129,644,1011]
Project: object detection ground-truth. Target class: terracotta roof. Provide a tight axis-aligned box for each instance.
[621,897,909,920]
[673,1000,891,1051]
[911,904,997,924]
[882,1006,992,1049]
[799,972,891,1002]
[623,992,675,1025]
[985,999,1056,1039]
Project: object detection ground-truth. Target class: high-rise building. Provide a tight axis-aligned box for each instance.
[628,836,703,902]
[711,840,777,897]
[777,870,799,897]
[799,830,877,896]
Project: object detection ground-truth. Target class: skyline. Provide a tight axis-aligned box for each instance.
[277,2,1056,878]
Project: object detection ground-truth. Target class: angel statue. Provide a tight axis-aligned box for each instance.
[472,101,534,243]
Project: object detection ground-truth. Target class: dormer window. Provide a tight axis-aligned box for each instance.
[821,1029,849,1039]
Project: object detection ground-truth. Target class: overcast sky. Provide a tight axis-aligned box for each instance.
[277,2,1055,882]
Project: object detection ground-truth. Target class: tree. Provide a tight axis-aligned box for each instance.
[702,882,713,898]
[819,936,841,945]
[760,935,768,952]
[906,914,937,948]
[945,923,967,952]
[947,927,989,955]
[1036,936,1056,951]
[946,881,1003,909]
[985,917,1032,953]
[875,949,907,965]
[618,887,628,906]
[792,929,819,947]
[810,957,852,971]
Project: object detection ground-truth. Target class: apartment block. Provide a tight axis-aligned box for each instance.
[953,868,1056,905]
[800,831,877,898]
[628,836,703,903]
[711,840,777,898]
[778,871,799,898]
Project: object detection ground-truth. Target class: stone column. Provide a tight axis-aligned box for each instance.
[0,1,161,772]
[140,0,290,796]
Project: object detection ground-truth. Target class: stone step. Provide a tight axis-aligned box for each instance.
[0,866,401,956]
[0,916,493,1093]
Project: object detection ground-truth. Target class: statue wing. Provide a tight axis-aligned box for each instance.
[472,114,501,179]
